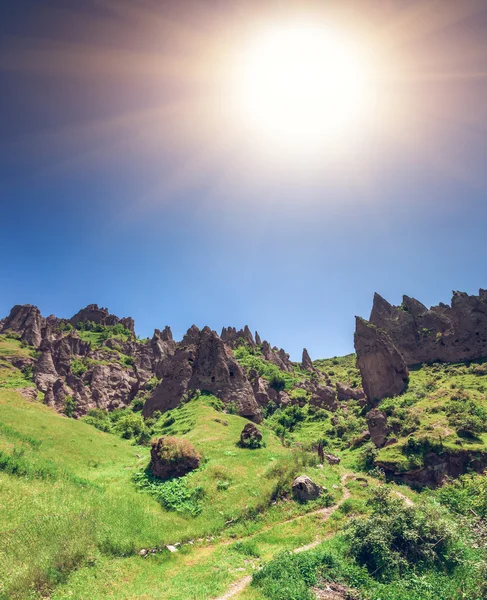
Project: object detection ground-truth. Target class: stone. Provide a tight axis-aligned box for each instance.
[325,453,341,465]
[220,325,255,347]
[16,387,38,401]
[354,317,409,403]
[367,408,390,447]
[239,422,263,448]
[150,437,201,480]
[292,475,321,502]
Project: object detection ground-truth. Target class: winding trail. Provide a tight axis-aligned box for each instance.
[213,474,352,600]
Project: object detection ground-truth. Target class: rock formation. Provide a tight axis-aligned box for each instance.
[368,289,487,365]
[301,348,315,371]
[221,325,255,347]
[69,304,135,334]
[354,317,409,402]
[1,305,44,347]
[143,326,262,422]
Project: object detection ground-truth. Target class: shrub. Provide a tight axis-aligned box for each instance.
[133,470,204,516]
[70,358,88,377]
[346,487,460,582]
[63,396,76,418]
[269,372,286,392]
[113,413,148,440]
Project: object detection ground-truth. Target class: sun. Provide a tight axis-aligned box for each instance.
[232,21,377,151]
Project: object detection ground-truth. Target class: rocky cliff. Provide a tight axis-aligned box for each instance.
[369,289,487,365]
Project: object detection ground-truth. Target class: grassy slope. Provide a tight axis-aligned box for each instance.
[3,332,487,600]
[0,337,343,599]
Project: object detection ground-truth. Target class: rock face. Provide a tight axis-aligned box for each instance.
[261,340,293,372]
[239,422,263,448]
[1,305,44,347]
[150,437,201,480]
[143,326,262,422]
[354,317,409,402]
[368,290,487,365]
[292,475,321,502]
[367,408,390,447]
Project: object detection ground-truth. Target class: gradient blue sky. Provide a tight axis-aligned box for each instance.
[1,0,486,360]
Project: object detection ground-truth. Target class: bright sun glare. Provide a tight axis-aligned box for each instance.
[234,21,377,151]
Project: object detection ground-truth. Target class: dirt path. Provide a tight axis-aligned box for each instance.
[213,474,352,600]
[393,490,414,507]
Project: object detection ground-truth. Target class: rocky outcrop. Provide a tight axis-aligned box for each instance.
[354,317,409,402]
[367,408,390,447]
[69,304,135,334]
[221,325,255,347]
[292,475,321,502]
[1,305,44,347]
[336,382,365,402]
[301,348,315,372]
[143,326,262,422]
[368,289,487,365]
[377,449,487,488]
[261,340,293,372]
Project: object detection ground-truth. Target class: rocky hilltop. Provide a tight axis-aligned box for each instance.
[0,304,361,421]
[354,289,487,402]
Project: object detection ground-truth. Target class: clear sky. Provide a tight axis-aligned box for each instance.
[1,0,486,360]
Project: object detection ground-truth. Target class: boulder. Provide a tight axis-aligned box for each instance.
[150,437,201,480]
[354,317,409,403]
[292,475,321,502]
[367,408,390,447]
[325,453,341,465]
[239,422,263,448]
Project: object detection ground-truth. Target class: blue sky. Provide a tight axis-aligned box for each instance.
[1,1,487,360]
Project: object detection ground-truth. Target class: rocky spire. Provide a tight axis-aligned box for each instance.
[255,331,262,345]
[301,348,314,371]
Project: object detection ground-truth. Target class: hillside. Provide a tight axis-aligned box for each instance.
[1,292,487,599]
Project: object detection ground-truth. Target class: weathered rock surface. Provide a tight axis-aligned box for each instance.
[143,326,262,422]
[368,289,487,365]
[367,408,390,447]
[1,305,44,347]
[325,453,341,465]
[292,475,321,502]
[354,317,409,402]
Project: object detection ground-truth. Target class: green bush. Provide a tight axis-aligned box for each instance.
[133,470,204,516]
[346,487,460,582]
[63,396,76,418]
